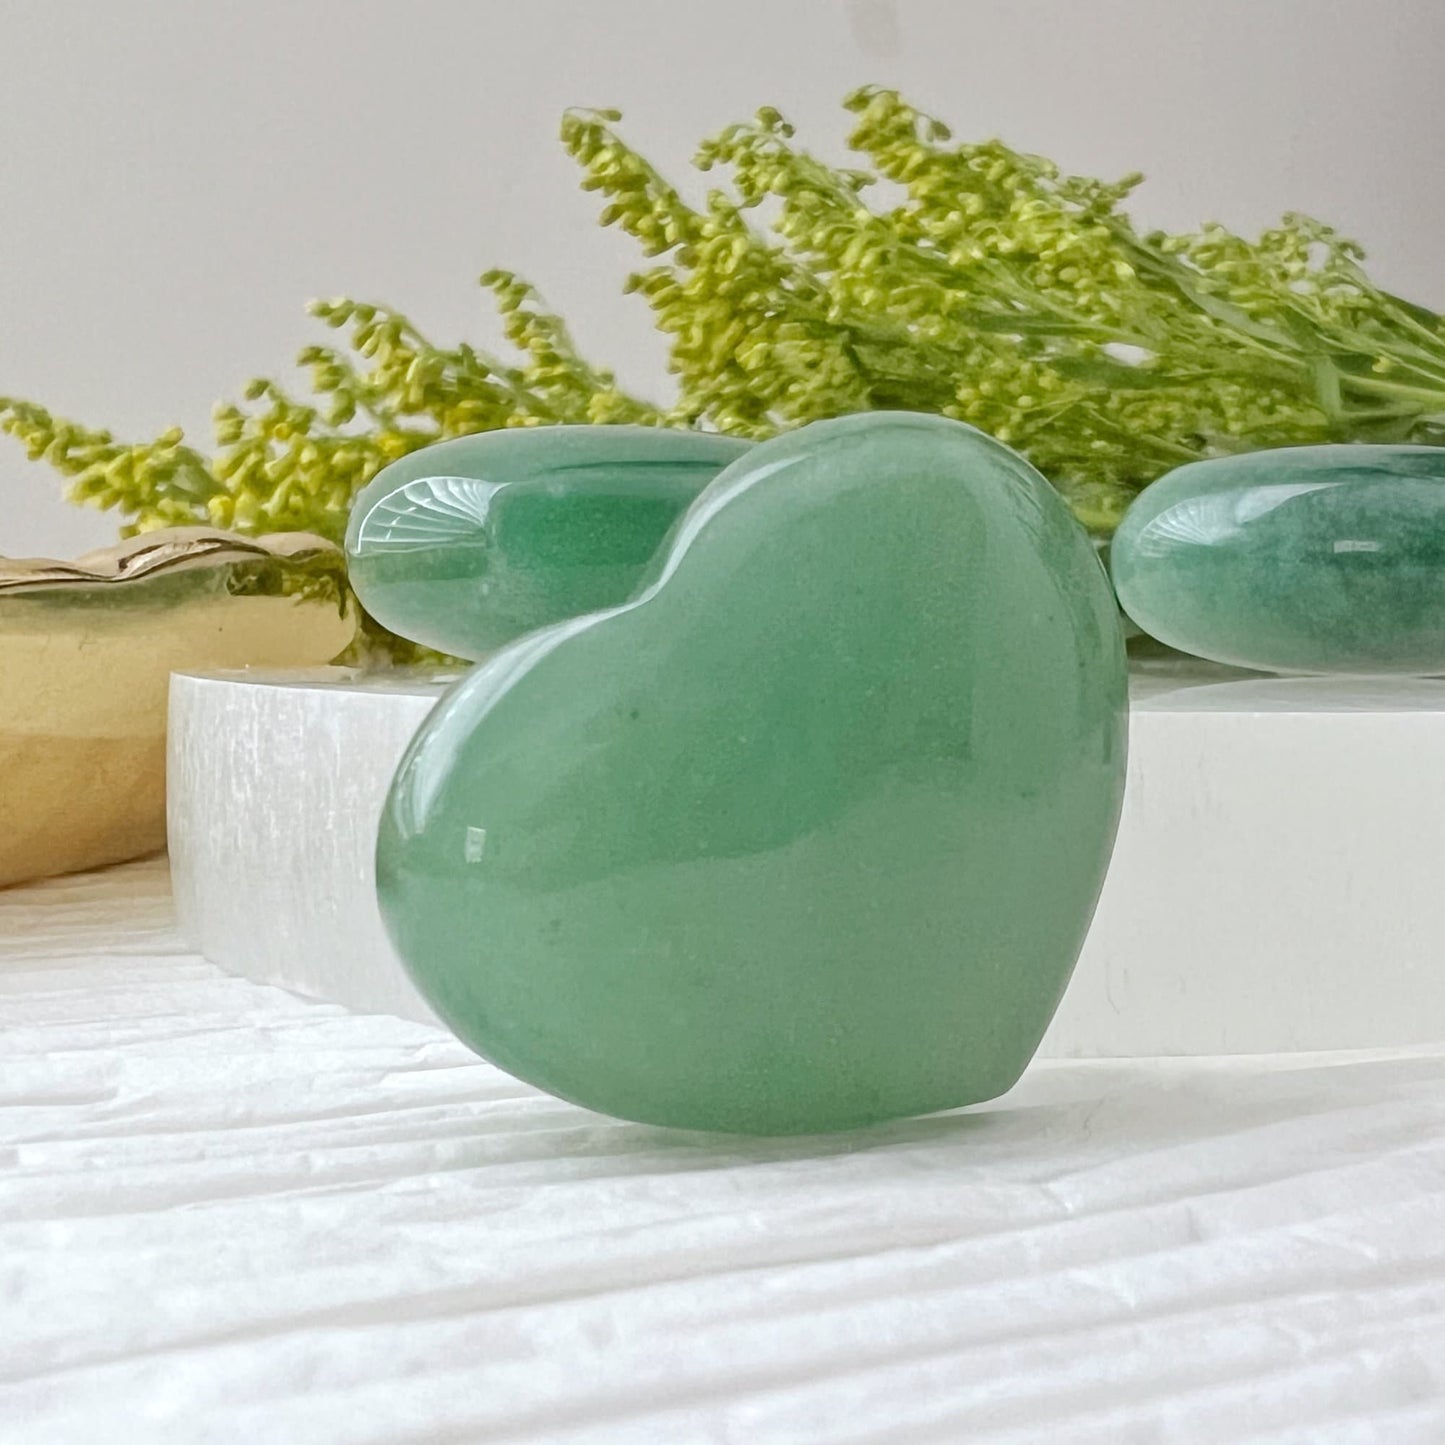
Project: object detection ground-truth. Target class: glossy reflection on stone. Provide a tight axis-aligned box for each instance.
[346,426,752,658]
[378,413,1128,1135]
[1111,444,1445,674]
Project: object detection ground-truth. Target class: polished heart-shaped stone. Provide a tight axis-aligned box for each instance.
[346,425,751,658]
[378,413,1128,1134]
[1111,444,1445,674]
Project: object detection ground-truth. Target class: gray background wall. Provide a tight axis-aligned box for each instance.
[2,0,1442,559]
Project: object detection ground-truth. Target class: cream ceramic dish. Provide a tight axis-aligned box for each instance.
[0,528,357,887]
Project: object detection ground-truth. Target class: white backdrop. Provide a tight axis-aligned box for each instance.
[2,0,1442,560]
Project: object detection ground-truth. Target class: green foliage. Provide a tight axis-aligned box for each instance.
[0,282,653,659]
[562,88,1445,528]
[1,277,653,545]
[5,88,1445,653]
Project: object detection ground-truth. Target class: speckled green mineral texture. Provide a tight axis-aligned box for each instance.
[1112,445,1445,674]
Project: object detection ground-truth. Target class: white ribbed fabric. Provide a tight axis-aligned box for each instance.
[3,860,1443,1442]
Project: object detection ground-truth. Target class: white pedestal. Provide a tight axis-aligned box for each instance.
[168,668,453,1027]
[168,662,1445,1055]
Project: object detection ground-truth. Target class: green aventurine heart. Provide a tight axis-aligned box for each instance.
[378,413,1128,1134]
[346,426,751,658]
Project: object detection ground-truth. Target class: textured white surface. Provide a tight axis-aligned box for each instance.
[4,861,1445,1442]
[169,667,450,1025]
[171,663,1445,1054]
[1047,666,1445,1055]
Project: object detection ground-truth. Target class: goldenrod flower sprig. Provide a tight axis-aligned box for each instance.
[561,88,1445,528]
[6,88,1445,656]
[0,275,654,547]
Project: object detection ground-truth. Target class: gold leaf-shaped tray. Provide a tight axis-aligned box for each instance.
[1,528,359,888]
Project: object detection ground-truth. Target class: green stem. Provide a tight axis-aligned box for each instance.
[1340,373,1445,407]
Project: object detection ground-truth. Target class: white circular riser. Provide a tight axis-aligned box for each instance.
[168,662,1445,1056]
[168,668,452,1026]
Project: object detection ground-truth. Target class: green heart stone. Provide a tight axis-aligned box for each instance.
[378,413,1127,1135]
[1111,444,1445,674]
[346,426,751,658]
